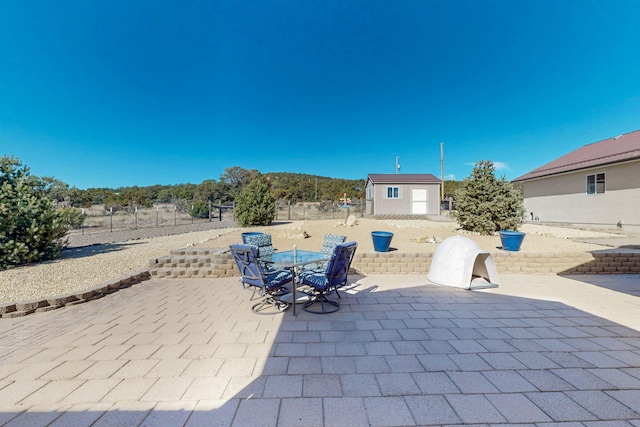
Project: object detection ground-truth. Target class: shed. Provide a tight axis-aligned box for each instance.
[365,174,441,216]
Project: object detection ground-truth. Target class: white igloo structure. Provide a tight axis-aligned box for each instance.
[427,236,499,290]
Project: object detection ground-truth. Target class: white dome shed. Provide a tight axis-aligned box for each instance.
[427,236,499,290]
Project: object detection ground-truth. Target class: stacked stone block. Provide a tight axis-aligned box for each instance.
[149,248,236,279]
[149,248,640,279]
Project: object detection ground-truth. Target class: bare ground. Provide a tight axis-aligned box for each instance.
[192,217,633,254]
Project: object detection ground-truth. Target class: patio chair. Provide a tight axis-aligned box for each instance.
[230,244,292,314]
[304,233,346,271]
[320,234,347,256]
[243,233,277,269]
[243,233,276,257]
[299,241,358,314]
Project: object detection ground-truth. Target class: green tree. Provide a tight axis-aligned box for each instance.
[191,200,210,219]
[235,177,275,227]
[452,160,525,235]
[220,166,260,200]
[57,207,85,229]
[0,156,68,269]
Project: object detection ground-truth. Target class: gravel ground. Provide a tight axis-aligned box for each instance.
[1,217,635,305]
[0,221,240,305]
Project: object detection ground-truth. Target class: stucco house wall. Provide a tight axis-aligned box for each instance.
[514,130,640,229]
[522,160,640,226]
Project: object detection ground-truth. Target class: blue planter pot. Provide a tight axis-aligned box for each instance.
[499,230,525,251]
[371,231,394,252]
[241,232,264,244]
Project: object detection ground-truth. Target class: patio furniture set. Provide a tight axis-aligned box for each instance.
[230,233,358,315]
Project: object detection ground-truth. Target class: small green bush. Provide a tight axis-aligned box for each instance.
[1,156,68,269]
[235,178,275,227]
[452,160,525,235]
[191,200,210,219]
[57,207,85,229]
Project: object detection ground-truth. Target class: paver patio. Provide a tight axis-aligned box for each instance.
[0,273,639,426]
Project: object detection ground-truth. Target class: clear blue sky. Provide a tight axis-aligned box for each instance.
[2,1,640,189]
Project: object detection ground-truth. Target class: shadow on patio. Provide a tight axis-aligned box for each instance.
[1,274,640,425]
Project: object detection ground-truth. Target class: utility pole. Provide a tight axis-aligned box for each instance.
[440,142,445,200]
[395,156,400,174]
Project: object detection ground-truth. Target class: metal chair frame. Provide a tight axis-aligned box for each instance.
[230,244,291,315]
[300,241,357,314]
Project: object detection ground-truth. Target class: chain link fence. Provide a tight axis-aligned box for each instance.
[275,199,365,221]
[68,203,235,236]
[68,198,365,238]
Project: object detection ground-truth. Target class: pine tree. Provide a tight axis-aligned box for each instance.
[0,156,68,269]
[235,177,276,227]
[452,160,525,235]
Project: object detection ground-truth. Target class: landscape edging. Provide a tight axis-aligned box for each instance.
[0,270,151,319]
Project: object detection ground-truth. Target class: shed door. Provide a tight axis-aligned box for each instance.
[411,189,428,214]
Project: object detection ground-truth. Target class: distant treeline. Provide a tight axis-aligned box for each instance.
[38,166,461,211]
[40,166,368,210]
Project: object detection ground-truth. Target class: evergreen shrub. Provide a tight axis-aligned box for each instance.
[0,156,68,269]
[452,160,525,235]
[235,178,275,227]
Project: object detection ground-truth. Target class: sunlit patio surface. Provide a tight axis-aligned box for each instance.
[1,273,639,426]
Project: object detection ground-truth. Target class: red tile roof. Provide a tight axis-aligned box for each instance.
[367,174,441,184]
[513,130,640,182]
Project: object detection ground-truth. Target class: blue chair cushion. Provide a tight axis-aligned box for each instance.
[244,233,276,258]
[301,271,329,291]
[266,269,293,290]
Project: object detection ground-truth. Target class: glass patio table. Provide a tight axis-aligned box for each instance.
[265,246,329,315]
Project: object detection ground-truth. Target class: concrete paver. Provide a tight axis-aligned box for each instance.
[0,273,639,425]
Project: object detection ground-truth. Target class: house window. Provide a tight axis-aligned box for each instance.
[586,173,605,194]
[386,186,399,198]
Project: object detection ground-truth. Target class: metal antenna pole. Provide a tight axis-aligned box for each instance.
[440,142,445,200]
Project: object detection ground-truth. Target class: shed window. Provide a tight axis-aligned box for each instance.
[386,186,399,198]
[586,173,605,194]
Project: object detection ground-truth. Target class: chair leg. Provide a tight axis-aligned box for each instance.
[252,295,289,315]
[302,292,340,314]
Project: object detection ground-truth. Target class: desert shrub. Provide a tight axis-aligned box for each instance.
[235,178,275,227]
[0,156,68,269]
[452,160,525,235]
[57,207,85,229]
[191,200,210,219]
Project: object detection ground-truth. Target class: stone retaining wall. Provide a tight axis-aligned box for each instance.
[4,249,638,319]
[148,248,640,278]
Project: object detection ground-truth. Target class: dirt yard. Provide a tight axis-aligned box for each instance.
[192,217,630,254]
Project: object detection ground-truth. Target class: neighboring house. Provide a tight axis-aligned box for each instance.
[513,130,640,228]
[365,174,441,216]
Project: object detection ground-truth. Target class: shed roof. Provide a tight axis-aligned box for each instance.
[366,174,441,184]
[513,129,640,182]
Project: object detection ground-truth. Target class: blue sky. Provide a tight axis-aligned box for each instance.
[2,1,640,189]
